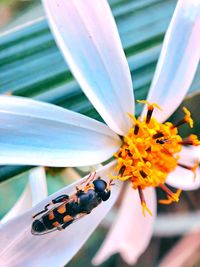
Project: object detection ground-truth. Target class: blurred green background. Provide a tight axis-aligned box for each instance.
[0,0,200,266]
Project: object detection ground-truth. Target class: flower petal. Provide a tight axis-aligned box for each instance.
[61,168,82,183]
[1,185,31,224]
[159,229,200,267]
[0,95,121,167]
[0,162,121,267]
[166,166,200,190]
[144,0,200,122]
[29,167,48,206]
[166,146,200,190]
[42,0,134,135]
[1,167,47,223]
[179,146,200,163]
[93,186,157,265]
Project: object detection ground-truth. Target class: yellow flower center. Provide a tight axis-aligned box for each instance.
[112,100,200,216]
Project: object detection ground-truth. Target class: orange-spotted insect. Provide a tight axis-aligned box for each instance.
[31,173,112,235]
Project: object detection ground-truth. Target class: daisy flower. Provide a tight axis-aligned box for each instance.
[0,0,200,266]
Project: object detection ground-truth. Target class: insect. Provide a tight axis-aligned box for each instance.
[31,173,112,235]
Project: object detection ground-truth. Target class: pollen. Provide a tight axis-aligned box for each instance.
[183,107,193,128]
[113,101,200,215]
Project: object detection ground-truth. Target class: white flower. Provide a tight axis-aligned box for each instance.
[0,0,200,266]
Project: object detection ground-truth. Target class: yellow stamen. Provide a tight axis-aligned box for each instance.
[137,100,162,111]
[192,160,199,181]
[183,107,193,128]
[114,100,200,215]
[141,202,153,216]
[178,160,199,181]
[159,189,182,205]
[171,107,194,129]
[127,113,137,124]
[138,186,152,216]
[179,134,200,146]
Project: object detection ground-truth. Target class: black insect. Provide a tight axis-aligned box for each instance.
[31,173,112,235]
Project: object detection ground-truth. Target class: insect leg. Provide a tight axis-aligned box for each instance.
[33,203,51,218]
[76,172,96,191]
[32,194,69,219]
[86,172,97,185]
[52,194,69,204]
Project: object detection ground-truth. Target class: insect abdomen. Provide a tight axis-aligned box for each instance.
[31,219,46,233]
[41,204,74,230]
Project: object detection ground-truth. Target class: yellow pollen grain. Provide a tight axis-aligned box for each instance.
[183,107,193,128]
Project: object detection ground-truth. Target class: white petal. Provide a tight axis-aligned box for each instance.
[166,146,200,190]
[29,167,48,206]
[166,167,200,191]
[0,95,121,167]
[1,168,47,224]
[76,164,103,173]
[144,0,200,122]
[159,229,200,267]
[1,185,32,224]
[0,162,122,267]
[93,186,157,265]
[42,0,134,135]
[61,168,81,183]
[193,146,200,161]
[177,146,200,164]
